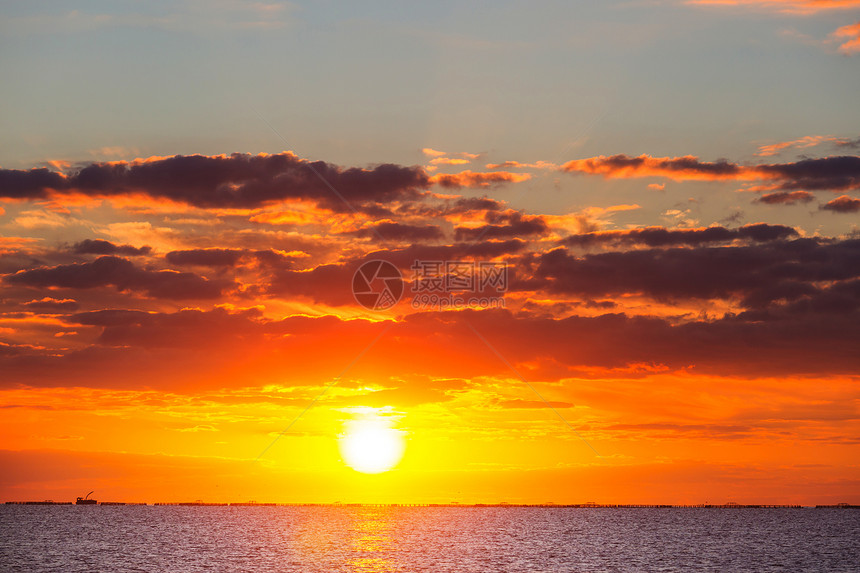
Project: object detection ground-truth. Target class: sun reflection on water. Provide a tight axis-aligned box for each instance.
[290,505,400,572]
[344,506,398,572]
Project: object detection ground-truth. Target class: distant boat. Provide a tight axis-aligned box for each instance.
[76,491,97,505]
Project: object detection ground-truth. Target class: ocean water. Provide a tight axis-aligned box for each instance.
[1,506,858,572]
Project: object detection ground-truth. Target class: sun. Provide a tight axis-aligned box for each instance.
[339,419,406,474]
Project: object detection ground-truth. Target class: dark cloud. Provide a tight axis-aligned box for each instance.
[455,211,548,241]
[755,191,815,205]
[22,297,79,312]
[73,239,152,256]
[0,168,66,199]
[561,224,797,248]
[835,137,860,150]
[251,249,295,267]
[0,153,430,211]
[3,297,860,391]
[266,240,525,305]
[349,221,445,242]
[4,256,225,300]
[399,196,506,219]
[758,156,860,193]
[164,248,295,268]
[739,278,860,320]
[449,197,506,212]
[429,170,530,188]
[69,309,153,326]
[166,249,245,267]
[534,238,860,305]
[820,195,860,213]
[446,308,860,377]
[562,153,860,195]
[267,263,362,306]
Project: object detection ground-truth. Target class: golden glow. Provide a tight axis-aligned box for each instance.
[339,417,406,474]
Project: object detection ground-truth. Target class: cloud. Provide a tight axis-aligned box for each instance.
[755,135,837,157]
[561,224,798,248]
[70,309,153,327]
[4,256,225,299]
[160,248,295,268]
[341,385,456,408]
[450,197,506,211]
[820,195,860,213]
[267,263,367,306]
[686,0,860,16]
[688,1,860,58]
[166,249,246,267]
[835,136,860,150]
[485,160,557,170]
[404,196,506,219]
[534,237,860,307]
[421,148,447,157]
[430,157,471,166]
[1,301,856,392]
[1,278,859,393]
[72,239,152,256]
[562,154,749,181]
[21,298,80,312]
[754,190,815,204]
[562,154,860,195]
[0,152,538,214]
[0,152,430,212]
[758,155,860,192]
[497,399,574,409]
[0,168,66,198]
[348,221,445,242]
[267,240,526,306]
[832,21,860,54]
[429,170,532,188]
[177,424,218,432]
[455,211,549,241]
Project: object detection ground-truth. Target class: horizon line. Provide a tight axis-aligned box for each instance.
[5,501,858,509]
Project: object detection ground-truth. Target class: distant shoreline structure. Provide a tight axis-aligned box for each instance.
[4,501,858,509]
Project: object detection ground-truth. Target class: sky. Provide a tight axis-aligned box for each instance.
[1,0,859,504]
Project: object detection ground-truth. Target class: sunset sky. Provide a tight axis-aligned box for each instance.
[1,0,859,505]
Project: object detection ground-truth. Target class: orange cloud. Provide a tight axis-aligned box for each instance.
[421,147,447,157]
[688,0,860,15]
[820,194,860,212]
[562,154,860,197]
[485,160,557,170]
[756,135,836,156]
[562,154,756,181]
[249,209,323,225]
[429,170,532,188]
[833,20,860,54]
[430,157,471,166]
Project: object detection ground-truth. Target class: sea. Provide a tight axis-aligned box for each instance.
[1,505,858,572]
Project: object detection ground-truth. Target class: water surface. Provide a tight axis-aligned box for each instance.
[1,506,857,572]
